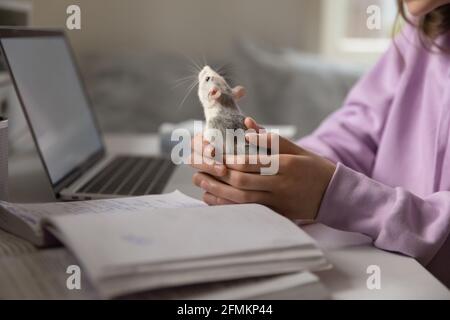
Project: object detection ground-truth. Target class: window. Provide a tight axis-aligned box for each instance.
[320,0,398,65]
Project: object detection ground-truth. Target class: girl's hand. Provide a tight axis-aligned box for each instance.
[189,117,301,177]
[190,118,337,220]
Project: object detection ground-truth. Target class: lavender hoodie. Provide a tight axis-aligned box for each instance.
[299,25,450,287]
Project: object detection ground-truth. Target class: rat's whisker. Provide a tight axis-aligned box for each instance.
[182,53,202,72]
[189,63,200,73]
[170,78,195,89]
[170,79,197,90]
[177,80,198,111]
[194,55,205,69]
[171,75,198,90]
[188,66,200,75]
[191,56,203,71]
[172,75,197,85]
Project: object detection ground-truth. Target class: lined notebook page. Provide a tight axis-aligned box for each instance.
[0,190,206,234]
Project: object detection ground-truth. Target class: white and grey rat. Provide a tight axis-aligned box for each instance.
[198,66,249,154]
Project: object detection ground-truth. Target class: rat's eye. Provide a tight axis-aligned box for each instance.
[205,76,211,82]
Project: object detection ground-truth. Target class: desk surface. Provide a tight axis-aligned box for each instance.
[7,133,450,299]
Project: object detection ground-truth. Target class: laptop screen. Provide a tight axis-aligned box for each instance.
[1,35,103,185]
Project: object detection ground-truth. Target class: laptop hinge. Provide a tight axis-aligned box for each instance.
[53,150,105,195]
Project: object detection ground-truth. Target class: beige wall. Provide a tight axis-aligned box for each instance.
[31,0,322,58]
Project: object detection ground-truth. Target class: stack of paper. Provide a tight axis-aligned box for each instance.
[44,203,329,298]
[0,191,329,299]
[0,249,327,300]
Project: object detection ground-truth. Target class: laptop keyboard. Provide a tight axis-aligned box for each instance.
[77,156,176,196]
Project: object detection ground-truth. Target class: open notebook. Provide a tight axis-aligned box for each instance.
[0,191,205,246]
[0,191,329,298]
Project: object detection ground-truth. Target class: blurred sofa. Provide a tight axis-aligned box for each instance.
[79,42,365,138]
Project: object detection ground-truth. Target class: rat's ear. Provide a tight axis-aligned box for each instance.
[232,86,246,101]
[210,87,222,100]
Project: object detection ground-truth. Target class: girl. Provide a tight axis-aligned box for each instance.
[191,0,450,287]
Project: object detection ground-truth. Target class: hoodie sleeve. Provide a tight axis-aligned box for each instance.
[316,163,450,265]
[298,26,450,266]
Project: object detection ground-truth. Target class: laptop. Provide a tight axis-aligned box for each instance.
[0,28,178,200]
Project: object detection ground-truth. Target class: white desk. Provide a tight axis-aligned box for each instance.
[7,133,450,300]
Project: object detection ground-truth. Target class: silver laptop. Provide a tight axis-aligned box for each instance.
[0,28,178,200]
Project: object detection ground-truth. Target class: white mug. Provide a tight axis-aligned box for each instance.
[0,116,8,201]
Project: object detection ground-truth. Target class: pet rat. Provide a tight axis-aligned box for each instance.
[198,66,249,155]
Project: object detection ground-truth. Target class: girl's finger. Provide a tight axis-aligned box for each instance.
[224,154,276,173]
[203,192,236,206]
[203,192,218,205]
[244,117,265,132]
[189,135,226,177]
[191,134,216,158]
[216,169,274,191]
[190,160,227,177]
[245,132,306,156]
[193,172,271,205]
